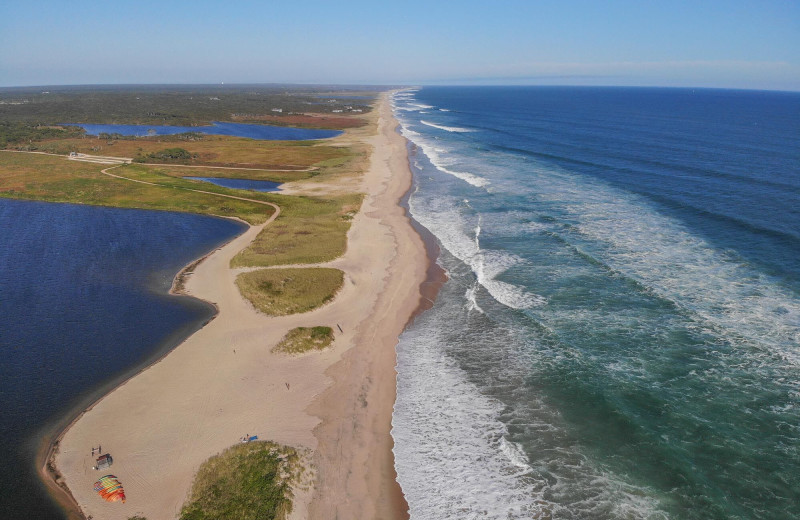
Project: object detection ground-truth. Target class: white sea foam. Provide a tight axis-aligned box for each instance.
[408,197,544,310]
[410,102,435,109]
[499,437,534,474]
[439,108,451,112]
[394,100,489,187]
[402,127,489,187]
[393,293,669,519]
[393,325,551,519]
[526,161,800,367]
[421,120,474,133]
[465,283,484,313]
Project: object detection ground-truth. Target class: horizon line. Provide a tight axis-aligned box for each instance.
[1,82,799,94]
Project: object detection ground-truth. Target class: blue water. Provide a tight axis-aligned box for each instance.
[392,87,800,519]
[63,121,341,140]
[0,199,245,519]
[186,176,281,192]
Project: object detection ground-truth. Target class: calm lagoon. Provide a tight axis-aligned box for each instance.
[0,198,245,519]
[64,121,341,140]
[186,177,282,192]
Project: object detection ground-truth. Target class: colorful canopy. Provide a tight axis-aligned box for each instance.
[93,474,126,503]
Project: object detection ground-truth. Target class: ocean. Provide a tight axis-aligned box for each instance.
[0,199,244,519]
[391,86,800,519]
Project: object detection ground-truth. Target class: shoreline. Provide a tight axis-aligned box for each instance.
[37,227,247,520]
[48,93,434,519]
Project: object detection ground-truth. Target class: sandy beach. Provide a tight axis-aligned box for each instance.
[50,93,428,519]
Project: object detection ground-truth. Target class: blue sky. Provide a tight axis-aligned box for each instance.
[1,0,798,90]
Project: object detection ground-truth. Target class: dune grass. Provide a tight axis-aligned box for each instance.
[236,268,343,316]
[231,193,362,267]
[273,326,335,354]
[179,442,299,520]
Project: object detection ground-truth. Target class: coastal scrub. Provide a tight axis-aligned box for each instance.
[179,442,298,520]
[235,267,343,316]
[231,193,362,267]
[273,326,335,354]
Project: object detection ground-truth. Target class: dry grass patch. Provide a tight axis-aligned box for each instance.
[273,326,335,354]
[32,134,352,171]
[0,153,276,224]
[236,268,343,316]
[231,193,362,267]
[179,441,299,520]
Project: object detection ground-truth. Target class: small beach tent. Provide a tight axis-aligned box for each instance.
[93,475,126,503]
[95,454,113,470]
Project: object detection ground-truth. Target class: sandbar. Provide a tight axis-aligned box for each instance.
[49,93,428,519]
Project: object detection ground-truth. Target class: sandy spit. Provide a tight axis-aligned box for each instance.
[51,93,428,520]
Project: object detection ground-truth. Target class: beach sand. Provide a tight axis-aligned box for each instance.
[50,93,426,519]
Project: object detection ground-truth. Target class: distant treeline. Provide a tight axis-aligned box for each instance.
[0,85,378,127]
[0,121,82,148]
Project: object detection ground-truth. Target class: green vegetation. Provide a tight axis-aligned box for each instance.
[232,193,362,267]
[0,153,276,224]
[0,86,373,332]
[273,326,335,354]
[0,85,374,127]
[179,442,299,520]
[28,133,357,173]
[236,268,343,316]
[134,147,195,163]
[0,121,82,148]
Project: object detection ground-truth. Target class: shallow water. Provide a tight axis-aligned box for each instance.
[64,120,341,140]
[0,199,244,519]
[392,87,800,519]
[185,176,281,192]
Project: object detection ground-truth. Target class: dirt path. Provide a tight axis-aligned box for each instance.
[142,162,318,172]
[99,164,282,213]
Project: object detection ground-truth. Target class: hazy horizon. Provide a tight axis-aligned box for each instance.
[1,0,798,91]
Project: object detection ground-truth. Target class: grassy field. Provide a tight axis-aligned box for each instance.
[0,152,278,224]
[235,268,343,316]
[12,133,356,172]
[232,193,362,267]
[179,442,300,520]
[273,327,335,354]
[231,113,367,129]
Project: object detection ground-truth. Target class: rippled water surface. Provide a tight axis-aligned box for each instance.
[392,87,800,519]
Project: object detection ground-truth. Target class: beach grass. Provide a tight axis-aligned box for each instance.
[235,268,343,316]
[231,193,362,267]
[273,326,335,354]
[179,441,298,520]
[0,152,277,224]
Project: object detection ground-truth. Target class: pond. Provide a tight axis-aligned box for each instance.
[63,121,341,140]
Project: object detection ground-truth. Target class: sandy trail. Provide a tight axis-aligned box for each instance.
[53,93,426,519]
